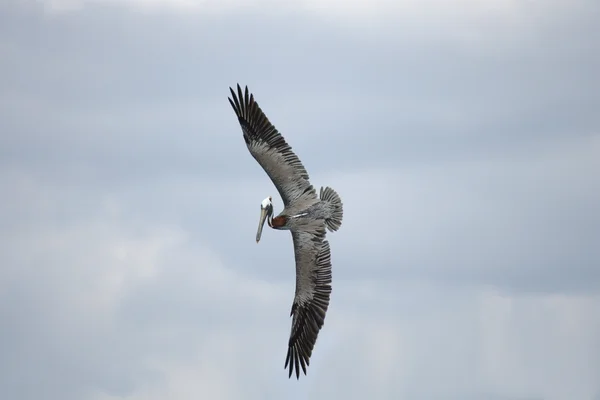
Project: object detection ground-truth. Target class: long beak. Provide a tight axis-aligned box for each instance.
[256,207,269,243]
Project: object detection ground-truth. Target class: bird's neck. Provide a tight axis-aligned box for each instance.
[270,215,288,228]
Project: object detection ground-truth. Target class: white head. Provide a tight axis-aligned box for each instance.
[261,196,272,209]
[256,196,273,243]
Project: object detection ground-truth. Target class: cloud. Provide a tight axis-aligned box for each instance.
[4,206,596,400]
[1,1,599,399]
[305,133,600,294]
[3,155,598,399]
[0,199,291,399]
[3,0,597,185]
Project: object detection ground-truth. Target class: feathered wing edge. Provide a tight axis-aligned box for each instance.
[227,84,316,206]
[285,238,332,379]
[320,186,344,232]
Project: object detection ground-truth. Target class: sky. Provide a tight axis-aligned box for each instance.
[1,0,599,399]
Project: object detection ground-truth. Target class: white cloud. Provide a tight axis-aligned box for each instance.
[2,143,599,399]
[0,173,291,398]
[38,0,279,15]
[308,133,600,291]
[32,0,570,36]
[35,0,536,15]
[71,272,600,400]
[306,282,600,400]
[478,290,600,400]
[2,1,598,398]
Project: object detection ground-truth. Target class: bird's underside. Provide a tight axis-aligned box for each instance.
[227,84,343,379]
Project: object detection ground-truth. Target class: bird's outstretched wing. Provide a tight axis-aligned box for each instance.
[228,84,317,207]
[285,224,332,379]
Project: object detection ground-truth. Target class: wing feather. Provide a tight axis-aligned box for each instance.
[228,84,317,206]
[285,226,332,379]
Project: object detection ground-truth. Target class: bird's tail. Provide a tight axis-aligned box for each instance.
[320,186,344,232]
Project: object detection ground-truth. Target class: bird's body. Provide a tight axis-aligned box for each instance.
[271,193,339,231]
[228,84,344,379]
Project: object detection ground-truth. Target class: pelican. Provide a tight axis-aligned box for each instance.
[228,84,344,379]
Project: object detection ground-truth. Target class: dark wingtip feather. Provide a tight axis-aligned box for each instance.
[283,239,332,380]
[228,85,242,116]
[227,97,236,114]
[284,346,306,380]
[227,83,315,206]
[237,84,245,116]
[284,348,293,378]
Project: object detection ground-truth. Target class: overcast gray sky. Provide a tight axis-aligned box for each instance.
[1,0,599,399]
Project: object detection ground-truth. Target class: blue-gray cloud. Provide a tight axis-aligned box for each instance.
[1,1,599,399]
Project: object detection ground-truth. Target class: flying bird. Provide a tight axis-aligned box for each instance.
[228,84,344,379]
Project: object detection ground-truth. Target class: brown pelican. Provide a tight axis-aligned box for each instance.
[228,84,344,379]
